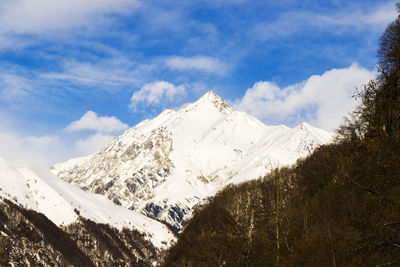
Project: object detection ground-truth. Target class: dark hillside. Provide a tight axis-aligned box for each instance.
[0,198,160,266]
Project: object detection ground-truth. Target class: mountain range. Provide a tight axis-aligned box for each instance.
[51,91,333,231]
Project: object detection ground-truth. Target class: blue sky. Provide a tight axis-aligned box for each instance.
[0,0,397,166]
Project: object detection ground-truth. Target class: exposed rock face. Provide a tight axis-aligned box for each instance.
[52,91,333,231]
[0,199,165,266]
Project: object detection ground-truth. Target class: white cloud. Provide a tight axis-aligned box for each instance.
[130,81,185,110]
[234,63,375,131]
[0,0,139,34]
[166,56,228,74]
[74,133,114,155]
[65,111,129,133]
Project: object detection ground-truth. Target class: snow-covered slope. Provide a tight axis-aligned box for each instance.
[52,91,333,230]
[0,158,175,248]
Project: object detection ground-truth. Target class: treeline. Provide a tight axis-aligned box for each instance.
[164,4,400,267]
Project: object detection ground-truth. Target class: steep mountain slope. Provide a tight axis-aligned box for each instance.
[52,91,333,230]
[0,158,175,250]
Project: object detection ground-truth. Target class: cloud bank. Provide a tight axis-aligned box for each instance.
[234,64,374,131]
[0,131,62,166]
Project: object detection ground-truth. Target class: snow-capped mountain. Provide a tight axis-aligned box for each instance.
[52,91,333,230]
[0,158,175,249]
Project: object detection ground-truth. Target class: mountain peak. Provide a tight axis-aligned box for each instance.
[200,90,219,99]
[296,122,312,130]
[193,90,233,115]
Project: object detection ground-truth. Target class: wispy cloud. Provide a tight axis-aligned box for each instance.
[254,2,397,40]
[0,73,32,102]
[234,64,374,131]
[166,56,229,75]
[318,2,397,28]
[41,59,151,90]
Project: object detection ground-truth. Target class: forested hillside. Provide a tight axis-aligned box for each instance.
[165,5,400,267]
[0,198,161,266]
